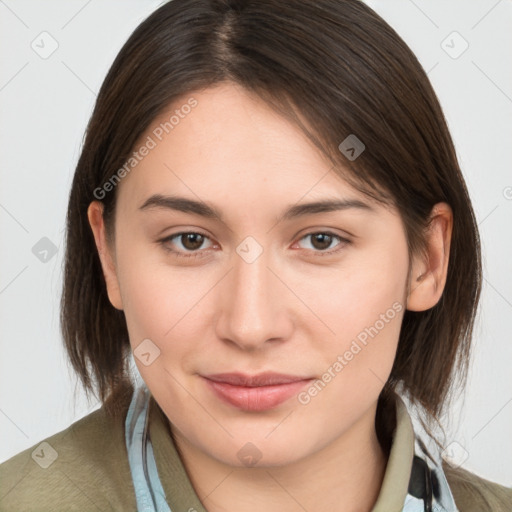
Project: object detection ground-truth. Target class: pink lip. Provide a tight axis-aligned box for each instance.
[201,372,314,411]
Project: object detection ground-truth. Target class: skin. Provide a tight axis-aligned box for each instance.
[88,82,452,512]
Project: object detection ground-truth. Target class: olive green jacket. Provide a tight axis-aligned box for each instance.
[1,395,511,511]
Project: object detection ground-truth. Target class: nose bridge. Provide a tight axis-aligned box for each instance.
[217,242,285,349]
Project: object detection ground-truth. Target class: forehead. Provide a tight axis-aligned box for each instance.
[114,82,378,214]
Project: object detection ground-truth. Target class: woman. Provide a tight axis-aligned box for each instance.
[1,0,510,510]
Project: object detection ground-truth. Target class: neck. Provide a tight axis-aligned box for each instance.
[170,400,389,512]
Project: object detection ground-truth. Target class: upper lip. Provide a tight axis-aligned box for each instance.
[202,372,313,387]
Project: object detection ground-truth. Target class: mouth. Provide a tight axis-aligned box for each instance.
[201,372,314,412]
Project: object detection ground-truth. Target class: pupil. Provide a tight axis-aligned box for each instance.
[312,233,331,250]
[182,233,203,250]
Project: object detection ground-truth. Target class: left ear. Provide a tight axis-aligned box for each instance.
[406,202,453,312]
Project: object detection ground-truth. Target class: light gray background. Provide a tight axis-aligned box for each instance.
[1,0,511,486]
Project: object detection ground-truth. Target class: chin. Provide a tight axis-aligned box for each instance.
[200,433,312,469]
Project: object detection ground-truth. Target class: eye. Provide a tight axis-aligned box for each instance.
[295,231,350,255]
[159,231,215,258]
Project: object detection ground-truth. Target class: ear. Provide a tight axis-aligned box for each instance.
[406,202,453,312]
[87,201,124,310]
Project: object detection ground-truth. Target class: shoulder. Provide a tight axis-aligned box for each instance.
[0,402,136,511]
[443,460,512,512]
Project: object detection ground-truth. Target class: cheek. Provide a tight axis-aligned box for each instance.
[293,278,406,431]
[292,240,407,340]
[114,242,216,360]
[116,254,209,401]
[293,238,408,392]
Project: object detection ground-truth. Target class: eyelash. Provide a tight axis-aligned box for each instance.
[158,231,351,259]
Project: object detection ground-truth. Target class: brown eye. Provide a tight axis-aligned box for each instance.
[179,233,205,251]
[309,233,334,250]
[159,231,214,258]
[297,232,347,252]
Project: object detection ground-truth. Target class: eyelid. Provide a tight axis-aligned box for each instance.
[158,230,216,259]
[292,231,351,255]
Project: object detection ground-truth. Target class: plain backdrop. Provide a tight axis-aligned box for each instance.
[0,0,511,486]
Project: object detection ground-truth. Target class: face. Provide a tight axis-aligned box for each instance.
[93,82,414,467]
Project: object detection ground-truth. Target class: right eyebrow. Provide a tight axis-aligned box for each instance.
[139,194,223,221]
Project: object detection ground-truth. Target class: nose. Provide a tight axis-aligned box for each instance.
[215,245,293,351]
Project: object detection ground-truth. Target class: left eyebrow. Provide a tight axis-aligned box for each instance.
[277,198,375,223]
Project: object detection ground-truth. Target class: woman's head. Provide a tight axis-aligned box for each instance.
[62,0,481,462]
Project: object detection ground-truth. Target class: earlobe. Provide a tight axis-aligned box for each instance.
[87,201,124,311]
[406,203,453,312]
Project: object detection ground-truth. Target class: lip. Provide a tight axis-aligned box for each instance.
[201,372,314,411]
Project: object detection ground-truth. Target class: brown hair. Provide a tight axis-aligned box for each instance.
[61,0,481,447]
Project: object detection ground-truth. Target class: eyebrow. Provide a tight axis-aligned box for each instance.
[138,194,375,223]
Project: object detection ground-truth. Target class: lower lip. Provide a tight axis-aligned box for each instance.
[203,377,313,412]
